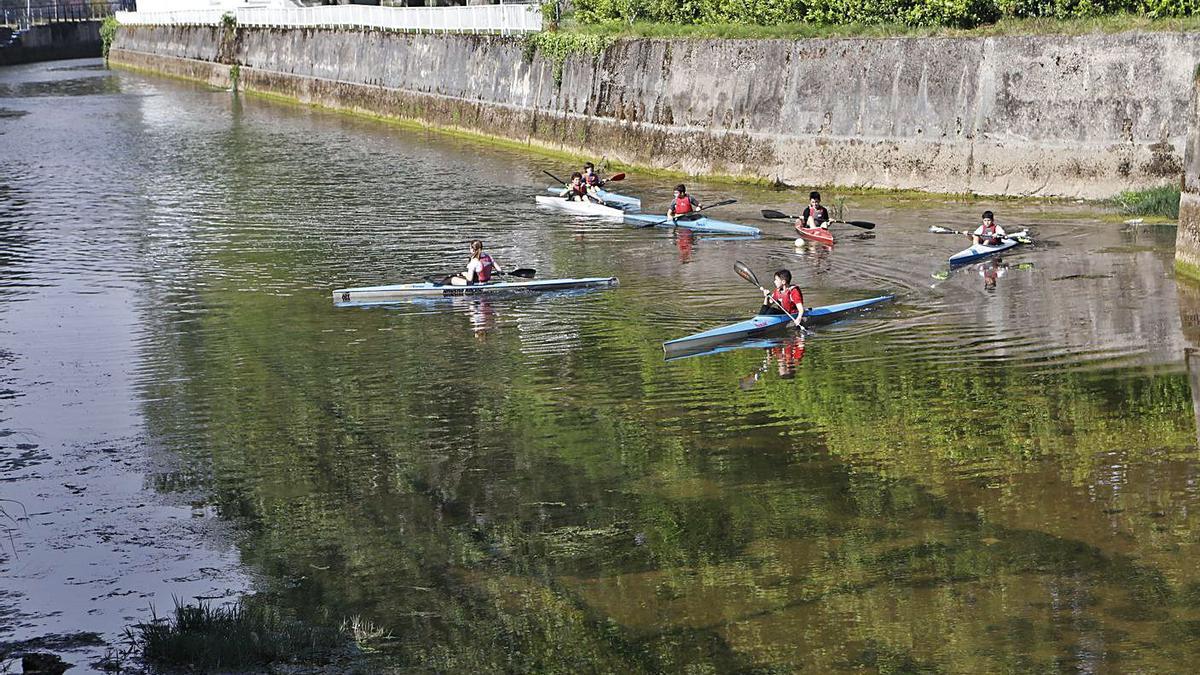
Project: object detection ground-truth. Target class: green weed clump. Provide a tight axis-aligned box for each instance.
[126,599,354,671]
[522,31,611,86]
[1112,184,1181,219]
[100,15,119,63]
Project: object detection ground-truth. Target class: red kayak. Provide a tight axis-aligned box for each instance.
[795,224,834,246]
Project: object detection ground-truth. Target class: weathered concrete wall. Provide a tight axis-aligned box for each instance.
[1177,69,1200,280]
[0,21,101,65]
[111,25,1200,198]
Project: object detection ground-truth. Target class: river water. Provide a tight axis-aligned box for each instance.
[3,58,1200,671]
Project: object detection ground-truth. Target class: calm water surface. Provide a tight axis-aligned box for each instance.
[3,59,1200,671]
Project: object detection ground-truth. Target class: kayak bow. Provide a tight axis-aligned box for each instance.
[333,277,619,306]
[796,226,834,246]
[662,295,893,356]
[535,195,627,219]
[948,229,1029,266]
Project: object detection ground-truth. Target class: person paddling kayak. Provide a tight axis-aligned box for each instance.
[583,162,606,189]
[800,191,831,229]
[450,240,504,286]
[668,184,701,221]
[972,210,1006,246]
[558,172,594,202]
[759,269,804,325]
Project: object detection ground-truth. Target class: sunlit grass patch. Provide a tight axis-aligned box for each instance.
[1112,185,1180,220]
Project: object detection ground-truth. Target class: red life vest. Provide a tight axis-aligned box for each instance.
[584,173,602,187]
[672,196,694,215]
[569,183,588,198]
[476,253,495,283]
[770,286,804,315]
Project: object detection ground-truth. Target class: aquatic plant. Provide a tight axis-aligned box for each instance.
[126,598,354,671]
[1112,184,1180,219]
[100,16,119,64]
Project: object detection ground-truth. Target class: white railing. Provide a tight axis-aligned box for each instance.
[115,3,543,35]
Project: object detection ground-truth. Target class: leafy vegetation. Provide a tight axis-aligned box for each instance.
[100,15,119,64]
[1112,184,1181,219]
[522,31,612,86]
[568,0,1200,32]
[126,598,374,671]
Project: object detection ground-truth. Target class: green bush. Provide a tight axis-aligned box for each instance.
[571,0,1200,28]
[1139,0,1200,17]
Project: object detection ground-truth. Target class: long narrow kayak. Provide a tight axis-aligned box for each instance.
[624,212,761,236]
[544,186,640,209]
[535,195,626,219]
[796,225,834,246]
[663,295,893,356]
[949,229,1029,266]
[333,277,619,305]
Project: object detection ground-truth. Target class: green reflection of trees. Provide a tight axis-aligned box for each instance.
[138,275,1200,671]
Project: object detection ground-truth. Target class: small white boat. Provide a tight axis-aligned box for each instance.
[535,195,627,220]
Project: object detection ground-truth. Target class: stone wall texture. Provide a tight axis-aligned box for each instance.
[0,21,101,65]
[111,25,1200,199]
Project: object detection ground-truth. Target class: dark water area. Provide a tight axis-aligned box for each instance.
[3,58,1200,671]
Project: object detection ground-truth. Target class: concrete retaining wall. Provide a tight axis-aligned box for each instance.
[111,25,1200,198]
[0,21,101,65]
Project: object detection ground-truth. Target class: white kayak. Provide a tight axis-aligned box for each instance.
[333,276,619,305]
[535,195,627,219]
[948,229,1030,266]
[544,186,641,209]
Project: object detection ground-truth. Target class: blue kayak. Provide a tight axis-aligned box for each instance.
[544,186,640,209]
[624,212,761,236]
[663,295,893,356]
[949,229,1029,266]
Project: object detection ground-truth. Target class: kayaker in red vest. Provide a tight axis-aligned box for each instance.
[971,210,1006,246]
[668,184,700,220]
[801,191,831,229]
[559,172,593,202]
[759,269,805,324]
[583,162,605,189]
[450,240,503,286]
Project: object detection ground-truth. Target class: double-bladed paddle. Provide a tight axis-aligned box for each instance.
[929,225,1032,243]
[761,209,876,230]
[638,199,738,228]
[733,260,802,327]
[543,169,626,184]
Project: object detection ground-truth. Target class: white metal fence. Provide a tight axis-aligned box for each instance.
[114,3,543,35]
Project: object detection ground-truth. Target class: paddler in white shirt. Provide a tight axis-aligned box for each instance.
[450,240,503,286]
[971,210,1006,246]
[800,191,831,229]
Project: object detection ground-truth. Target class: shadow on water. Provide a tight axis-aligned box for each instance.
[2,59,1200,671]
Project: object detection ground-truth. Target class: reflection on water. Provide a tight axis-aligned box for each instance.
[3,58,1200,670]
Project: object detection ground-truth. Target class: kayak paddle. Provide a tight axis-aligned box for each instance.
[733,260,802,326]
[499,268,536,278]
[762,209,875,230]
[637,199,738,228]
[929,225,1032,243]
[607,172,626,182]
[543,170,567,185]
